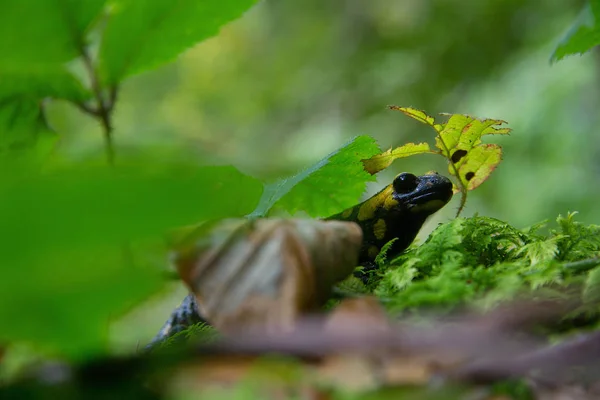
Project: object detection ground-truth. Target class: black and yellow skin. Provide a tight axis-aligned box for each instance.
[327,172,453,265]
[149,172,453,347]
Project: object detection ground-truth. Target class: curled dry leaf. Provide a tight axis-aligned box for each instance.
[173,218,363,334]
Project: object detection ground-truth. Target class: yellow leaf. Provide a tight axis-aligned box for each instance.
[435,114,510,157]
[362,142,432,175]
[454,144,503,190]
[388,106,435,126]
[386,106,511,217]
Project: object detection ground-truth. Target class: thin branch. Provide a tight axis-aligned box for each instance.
[564,257,600,273]
[432,127,467,217]
[454,330,600,386]
[73,101,100,117]
[80,46,116,166]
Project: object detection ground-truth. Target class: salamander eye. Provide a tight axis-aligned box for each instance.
[393,173,419,194]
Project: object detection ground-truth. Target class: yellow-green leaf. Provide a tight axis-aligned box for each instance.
[389,106,435,126]
[388,106,511,216]
[454,144,503,190]
[435,114,510,158]
[362,142,433,175]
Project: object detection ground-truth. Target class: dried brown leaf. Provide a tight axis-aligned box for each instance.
[173,219,363,334]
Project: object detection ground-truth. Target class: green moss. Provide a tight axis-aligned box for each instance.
[371,213,600,317]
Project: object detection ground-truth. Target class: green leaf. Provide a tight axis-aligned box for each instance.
[0,0,105,64]
[551,2,600,62]
[592,0,600,20]
[250,136,380,218]
[0,98,57,158]
[0,0,104,100]
[0,245,164,358]
[0,163,263,249]
[362,142,433,175]
[0,163,262,356]
[0,67,91,103]
[99,0,258,85]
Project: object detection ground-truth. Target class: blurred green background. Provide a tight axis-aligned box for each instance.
[49,0,598,227]
[40,0,599,347]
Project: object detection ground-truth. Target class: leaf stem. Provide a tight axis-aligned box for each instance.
[433,128,467,217]
[79,46,117,166]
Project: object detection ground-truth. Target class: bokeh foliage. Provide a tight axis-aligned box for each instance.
[1,0,600,365]
[48,0,597,226]
[0,0,262,357]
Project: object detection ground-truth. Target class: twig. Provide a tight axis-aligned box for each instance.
[454,330,600,386]
[563,257,600,273]
[80,46,116,166]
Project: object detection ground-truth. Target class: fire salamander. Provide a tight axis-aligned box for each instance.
[149,172,453,347]
[327,172,453,277]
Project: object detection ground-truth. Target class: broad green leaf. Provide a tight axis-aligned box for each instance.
[551,2,600,62]
[0,67,91,103]
[99,0,258,85]
[0,98,57,158]
[362,142,433,175]
[0,0,104,100]
[0,164,263,249]
[0,163,262,356]
[251,136,380,218]
[592,0,600,20]
[0,245,164,358]
[552,26,600,62]
[0,0,105,64]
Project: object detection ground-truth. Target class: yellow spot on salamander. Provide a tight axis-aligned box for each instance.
[373,218,386,240]
[383,193,399,210]
[409,199,446,213]
[341,208,353,219]
[358,185,394,221]
[368,245,380,260]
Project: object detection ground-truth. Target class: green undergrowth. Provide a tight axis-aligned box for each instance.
[155,322,219,350]
[365,212,600,320]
